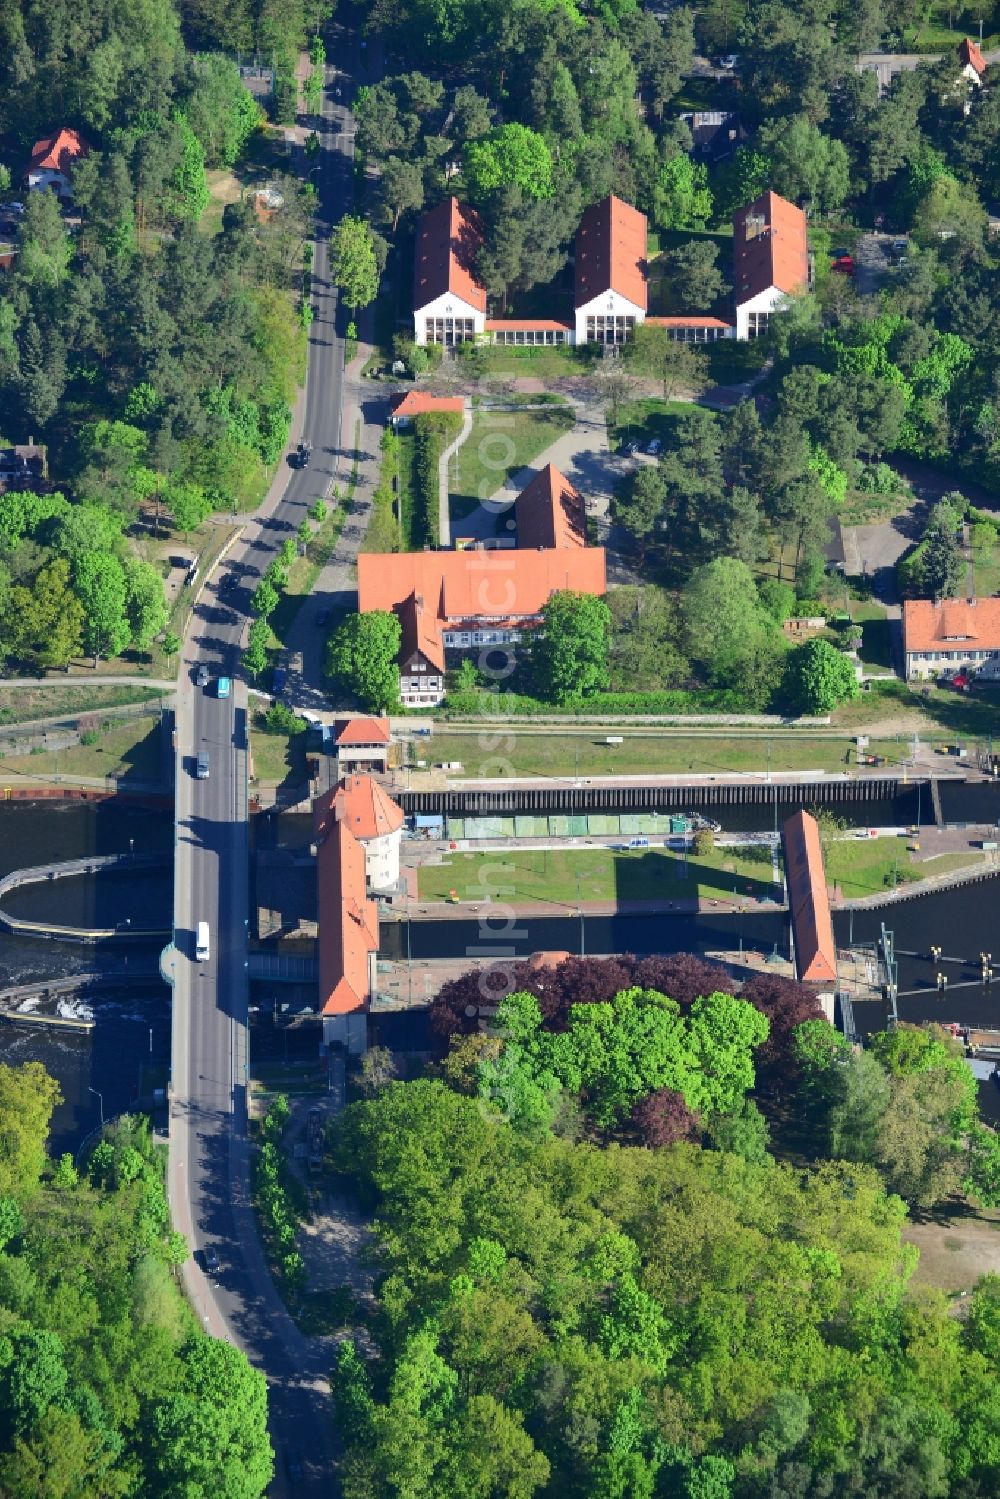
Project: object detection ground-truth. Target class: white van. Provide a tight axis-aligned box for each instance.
[196,921,210,962]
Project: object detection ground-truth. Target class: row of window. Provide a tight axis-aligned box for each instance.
[667,325,731,343]
[490,329,568,345]
[911,649,999,662]
[443,629,522,647]
[423,317,477,345]
[585,315,636,345]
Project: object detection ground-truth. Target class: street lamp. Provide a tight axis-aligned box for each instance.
[88,1087,104,1129]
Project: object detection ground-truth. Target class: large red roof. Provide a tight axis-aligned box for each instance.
[315,776,404,843]
[27,128,89,174]
[733,190,808,306]
[903,598,1000,655]
[646,316,734,330]
[358,548,606,624]
[782,811,837,986]
[575,195,648,311]
[515,465,587,550]
[958,37,987,74]
[413,197,487,314]
[398,592,446,673]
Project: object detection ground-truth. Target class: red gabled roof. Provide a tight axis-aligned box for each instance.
[398,593,446,673]
[515,464,587,550]
[390,391,465,420]
[958,37,987,74]
[27,128,89,174]
[313,812,379,1016]
[575,195,648,312]
[903,598,1000,654]
[413,197,487,314]
[334,717,391,747]
[358,549,606,625]
[733,190,808,306]
[782,811,837,986]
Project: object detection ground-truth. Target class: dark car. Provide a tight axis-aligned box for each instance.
[286,1450,304,1481]
[196,665,210,687]
[830,247,850,260]
[202,1244,220,1274]
[315,608,331,627]
[295,440,313,467]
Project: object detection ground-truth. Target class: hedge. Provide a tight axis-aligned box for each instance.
[412,410,462,548]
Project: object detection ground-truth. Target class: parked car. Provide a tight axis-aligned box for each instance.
[718,53,740,68]
[202,1244,220,1274]
[830,247,850,260]
[831,256,856,275]
[646,438,662,456]
[890,238,908,259]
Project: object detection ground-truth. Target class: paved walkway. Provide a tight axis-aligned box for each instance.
[0,675,176,689]
[438,403,472,547]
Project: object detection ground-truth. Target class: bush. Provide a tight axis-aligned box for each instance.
[857,462,897,494]
[411,410,462,548]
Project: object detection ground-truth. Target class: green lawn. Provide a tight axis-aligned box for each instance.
[249,715,308,783]
[611,399,696,452]
[825,838,985,900]
[418,843,780,906]
[0,716,164,783]
[973,538,1000,599]
[450,403,575,519]
[457,344,597,380]
[420,729,904,777]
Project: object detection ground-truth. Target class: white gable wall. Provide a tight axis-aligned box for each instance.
[574,290,645,345]
[414,291,485,345]
[734,284,792,341]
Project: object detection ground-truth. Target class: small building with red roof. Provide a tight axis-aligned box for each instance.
[25,128,90,202]
[958,37,987,83]
[331,717,392,774]
[389,391,466,428]
[413,197,487,346]
[903,597,1000,681]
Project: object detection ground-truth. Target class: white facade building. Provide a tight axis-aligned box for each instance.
[732,191,809,340]
[412,197,487,346]
[573,196,648,345]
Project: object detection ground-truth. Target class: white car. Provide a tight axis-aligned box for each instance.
[719,54,740,69]
[646,438,662,456]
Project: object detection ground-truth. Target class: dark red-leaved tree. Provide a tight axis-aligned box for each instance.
[741,972,822,1088]
[632,953,730,1008]
[429,961,542,1042]
[631,1088,702,1147]
[545,955,638,1027]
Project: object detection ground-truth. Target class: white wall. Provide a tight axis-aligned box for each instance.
[413,291,485,345]
[574,290,645,346]
[26,168,71,199]
[363,830,401,891]
[734,285,790,340]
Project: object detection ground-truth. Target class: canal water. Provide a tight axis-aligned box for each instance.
[3,785,999,1151]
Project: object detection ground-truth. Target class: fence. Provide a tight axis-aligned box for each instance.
[0,700,167,759]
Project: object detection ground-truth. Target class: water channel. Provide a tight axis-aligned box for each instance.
[2,785,999,1152]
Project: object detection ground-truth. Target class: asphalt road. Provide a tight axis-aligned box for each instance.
[168,17,367,1495]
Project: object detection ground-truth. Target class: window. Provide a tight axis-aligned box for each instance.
[747,312,770,338]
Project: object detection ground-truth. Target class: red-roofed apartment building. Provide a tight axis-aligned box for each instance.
[25,128,90,202]
[574,194,649,345]
[903,597,1000,680]
[313,777,405,1051]
[413,197,487,346]
[732,190,810,340]
[358,536,607,707]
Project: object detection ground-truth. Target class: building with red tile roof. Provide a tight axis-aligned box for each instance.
[782,811,837,988]
[645,315,734,342]
[313,776,405,1050]
[485,318,573,346]
[958,36,987,80]
[357,545,607,707]
[733,190,809,340]
[25,128,90,201]
[332,718,392,774]
[574,194,648,345]
[390,391,465,427]
[903,597,1000,680]
[413,197,487,346]
[515,464,587,550]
